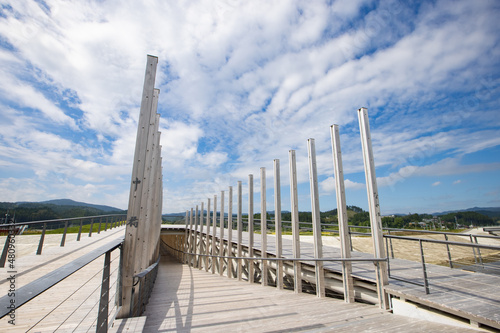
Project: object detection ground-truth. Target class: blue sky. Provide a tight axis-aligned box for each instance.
[0,0,499,214]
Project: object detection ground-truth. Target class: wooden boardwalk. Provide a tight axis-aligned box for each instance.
[165,225,500,331]
[143,255,479,332]
[0,226,126,332]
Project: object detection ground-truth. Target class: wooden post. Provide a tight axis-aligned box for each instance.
[227,186,233,278]
[289,150,302,293]
[219,191,225,276]
[205,198,211,272]
[357,107,389,309]
[118,55,158,318]
[260,167,268,286]
[274,159,283,290]
[211,195,217,274]
[331,125,355,303]
[237,181,243,281]
[248,174,254,283]
[308,138,325,297]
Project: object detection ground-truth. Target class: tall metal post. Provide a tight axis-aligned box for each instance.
[199,202,204,270]
[219,191,225,276]
[211,195,217,274]
[227,186,233,278]
[357,107,389,309]
[308,139,325,297]
[194,205,199,268]
[261,167,268,286]
[331,125,354,303]
[289,150,302,293]
[248,174,255,283]
[274,159,283,290]
[237,181,243,281]
[118,55,158,318]
[205,198,211,272]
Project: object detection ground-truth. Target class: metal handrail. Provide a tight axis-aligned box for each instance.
[0,214,127,266]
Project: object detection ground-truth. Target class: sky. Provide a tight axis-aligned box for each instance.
[0,0,499,215]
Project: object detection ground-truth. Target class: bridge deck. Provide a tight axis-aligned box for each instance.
[164,225,500,330]
[0,226,125,332]
[143,254,479,332]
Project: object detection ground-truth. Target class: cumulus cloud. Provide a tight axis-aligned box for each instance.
[0,0,499,212]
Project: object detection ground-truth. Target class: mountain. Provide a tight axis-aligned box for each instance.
[38,199,123,212]
[431,207,500,218]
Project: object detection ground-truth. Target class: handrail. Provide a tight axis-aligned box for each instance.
[1,214,126,227]
[0,214,127,266]
[0,237,123,320]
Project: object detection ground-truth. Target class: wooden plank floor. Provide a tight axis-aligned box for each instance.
[167,226,500,330]
[0,226,125,332]
[143,255,479,332]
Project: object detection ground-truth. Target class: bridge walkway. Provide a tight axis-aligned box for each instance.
[0,225,126,332]
[143,254,479,332]
[165,225,500,331]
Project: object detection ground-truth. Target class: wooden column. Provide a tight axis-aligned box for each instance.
[248,174,254,283]
[308,138,325,297]
[331,125,355,303]
[289,150,302,293]
[260,167,268,286]
[237,181,243,281]
[118,55,158,318]
[227,186,233,278]
[357,107,389,309]
[219,191,225,276]
[274,159,283,290]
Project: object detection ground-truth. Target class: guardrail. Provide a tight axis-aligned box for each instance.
[384,234,500,294]
[0,214,127,267]
[0,237,123,332]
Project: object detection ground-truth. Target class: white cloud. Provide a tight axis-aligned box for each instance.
[432,181,441,187]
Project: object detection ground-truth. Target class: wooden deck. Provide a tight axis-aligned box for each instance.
[163,225,500,331]
[142,255,480,332]
[0,226,125,332]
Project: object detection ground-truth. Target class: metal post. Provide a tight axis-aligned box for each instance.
[36,223,47,255]
[219,191,225,276]
[444,234,453,268]
[97,251,111,333]
[211,195,217,274]
[189,208,194,266]
[248,174,254,283]
[274,159,283,290]
[330,125,354,303]
[89,218,94,237]
[419,239,430,294]
[289,150,302,293]
[357,107,389,309]
[77,219,83,241]
[205,199,211,272]
[98,217,102,234]
[199,202,204,270]
[228,186,233,278]
[60,220,68,247]
[261,167,268,286]
[473,235,483,266]
[237,181,243,281]
[184,211,189,264]
[308,139,325,297]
